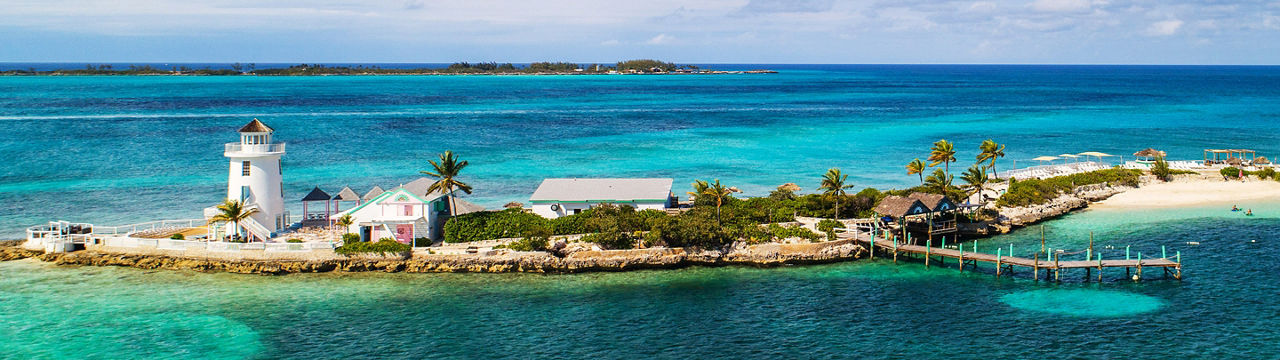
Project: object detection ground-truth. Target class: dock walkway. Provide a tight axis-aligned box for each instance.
[840,231,1182,281]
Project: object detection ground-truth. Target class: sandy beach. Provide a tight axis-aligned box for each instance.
[1093,176,1280,209]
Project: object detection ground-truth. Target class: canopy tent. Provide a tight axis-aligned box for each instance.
[1077,151,1114,162]
[1031,156,1060,164]
[1057,154,1079,162]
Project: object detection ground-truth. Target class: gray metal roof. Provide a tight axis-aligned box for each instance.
[529,178,673,202]
[398,177,450,200]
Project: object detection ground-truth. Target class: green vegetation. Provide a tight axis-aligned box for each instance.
[996,168,1143,207]
[818,168,856,219]
[1151,156,1172,181]
[342,233,361,243]
[286,238,302,243]
[421,150,472,218]
[906,158,927,185]
[4,60,728,76]
[1221,166,1276,180]
[334,238,411,255]
[976,139,1007,178]
[413,237,432,247]
[169,233,185,240]
[928,139,957,174]
[206,199,258,241]
[816,219,845,233]
[1221,167,1242,179]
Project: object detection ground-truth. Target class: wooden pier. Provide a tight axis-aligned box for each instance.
[840,231,1182,281]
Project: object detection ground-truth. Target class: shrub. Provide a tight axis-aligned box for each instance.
[1151,157,1171,182]
[342,233,361,243]
[1257,168,1276,180]
[648,211,733,249]
[1222,167,1241,179]
[816,219,845,233]
[334,238,410,255]
[169,233,185,240]
[996,169,1142,207]
[286,238,302,243]
[413,237,431,247]
[764,223,819,242]
[505,227,551,251]
[444,209,550,243]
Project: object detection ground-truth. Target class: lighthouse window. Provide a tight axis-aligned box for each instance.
[241,161,251,176]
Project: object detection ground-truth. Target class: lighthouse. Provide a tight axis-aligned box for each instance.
[223,118,287,239]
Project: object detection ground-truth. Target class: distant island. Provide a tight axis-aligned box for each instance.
[0,59,776,76]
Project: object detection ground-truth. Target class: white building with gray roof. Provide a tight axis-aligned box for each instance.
[529,178,674,219]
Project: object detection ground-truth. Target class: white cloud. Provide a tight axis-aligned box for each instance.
[600,39,621,46]
[645,33,674,45]
[1146,19,1183,36]
[1029,0,1093,13]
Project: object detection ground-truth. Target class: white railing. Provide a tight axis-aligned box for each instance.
[224,143,285,154]
[238,216,273,242]
[89,219,207,236]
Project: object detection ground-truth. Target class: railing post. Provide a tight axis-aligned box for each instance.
[1126,245,1130,260]
[996,248,1002,278]
[925,240,931,268]
[1162,246,1167,259]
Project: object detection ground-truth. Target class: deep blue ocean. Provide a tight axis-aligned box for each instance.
[2,65,1280,359]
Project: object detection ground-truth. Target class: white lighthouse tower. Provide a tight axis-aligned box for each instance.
[223,118,287,240]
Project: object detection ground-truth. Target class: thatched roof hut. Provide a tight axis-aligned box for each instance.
[1253,156,1271,165]
[873,196,930,218]
[1133,148,1167,159]
[777,183,802,192]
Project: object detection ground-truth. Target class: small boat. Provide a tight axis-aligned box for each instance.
[1186,241,1200,245]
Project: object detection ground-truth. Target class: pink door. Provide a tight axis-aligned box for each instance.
[395,224,413,244]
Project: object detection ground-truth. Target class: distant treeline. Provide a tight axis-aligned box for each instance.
[2,59,707,76]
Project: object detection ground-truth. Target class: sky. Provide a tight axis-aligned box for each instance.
[1,0,1278,64]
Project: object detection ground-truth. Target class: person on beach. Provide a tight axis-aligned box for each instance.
[1232,205,1240,211]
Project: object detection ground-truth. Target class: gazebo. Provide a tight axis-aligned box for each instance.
[332,186,360,212]
[1204,149,1256,166]
[301,187,332,227]
[1133,148,1167,163]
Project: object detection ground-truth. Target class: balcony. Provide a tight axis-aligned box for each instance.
[225,142,286,156]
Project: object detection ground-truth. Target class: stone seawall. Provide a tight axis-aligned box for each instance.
[2,240,867,275]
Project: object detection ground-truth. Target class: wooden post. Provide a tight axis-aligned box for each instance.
[1136,252,1143,281]
[1087,231,1094,261]
[958,245,964,273]
[1033,253,1039,281]
[869,233,875,260]
[1009,243,1013,257]
[925,240,931,268]
[1054,252,1060,281]
[1097,251,1103,282]
[940,236,946,265]
[1176,251,1182,280]
[892,235,898,264]
[996,248,1002,278]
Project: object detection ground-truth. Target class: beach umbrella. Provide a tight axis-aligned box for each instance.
[1077,151,1114,163]
[1031,156,1060,165]
[1132,148,1167,160]
[1058,154,1080,162]
[778,183,802,192]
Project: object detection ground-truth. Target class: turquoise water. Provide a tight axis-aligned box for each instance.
[3,206,1279,359]
[2,65,1280,235]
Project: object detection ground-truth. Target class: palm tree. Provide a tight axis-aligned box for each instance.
[929,139,957,174]
[906,158,927,185]
[959,165,989,205]
[335,213,354,229]
[976,139,1006,178]
[687,179,709,203]
[207,199,258,241]
[924,168,953,194]
[420,150,473,218]
[818,168,856,219]
[700,179,737,225]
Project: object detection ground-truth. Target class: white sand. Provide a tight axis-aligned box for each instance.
[1093,177,1280,209]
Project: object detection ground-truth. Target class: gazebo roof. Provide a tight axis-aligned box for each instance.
[873,196,930,218]
[333,186,361,201]
[238,118,274,133]
[362,186,386,201]
[301,186,331,201]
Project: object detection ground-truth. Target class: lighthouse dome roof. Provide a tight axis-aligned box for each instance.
[238,118,275,133]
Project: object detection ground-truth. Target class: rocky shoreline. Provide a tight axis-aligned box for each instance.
[991,181,1136,232]
[0,239,867,275]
